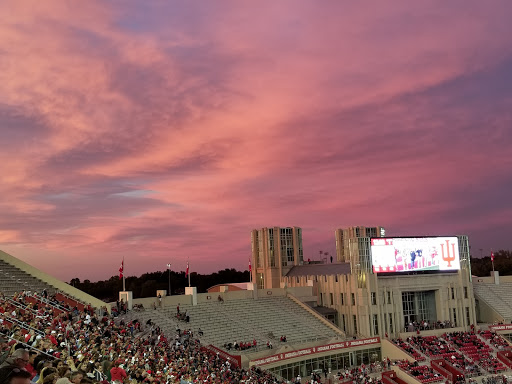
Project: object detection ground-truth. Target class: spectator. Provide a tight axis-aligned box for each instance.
[37,367,57,384]
[110,360,127,384]
[0,349,30,370]
[0,366,32,384]
[25,351,38,379]
[69,371,83,384]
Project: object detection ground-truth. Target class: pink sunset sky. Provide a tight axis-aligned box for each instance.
[1,1,512,282]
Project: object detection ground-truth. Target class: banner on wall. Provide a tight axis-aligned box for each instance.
[250,337,380,366]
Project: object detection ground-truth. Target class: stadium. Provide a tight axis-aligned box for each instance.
[1,226,512,384]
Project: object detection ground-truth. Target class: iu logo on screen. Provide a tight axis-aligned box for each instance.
[440,239,457,268]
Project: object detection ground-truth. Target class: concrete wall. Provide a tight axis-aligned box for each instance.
[392,365,423,384]
[129,286,296,309]
[207,285,245,293]
[287,292,346,337]
[0,250,106,310]
[475,296,504,323]
[398,326,467,340]
[473,275,512,284]
[381,339,415,362]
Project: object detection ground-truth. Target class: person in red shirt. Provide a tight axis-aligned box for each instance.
[110,360,127,383]
[25,351,38,379]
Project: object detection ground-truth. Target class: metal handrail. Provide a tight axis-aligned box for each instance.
[26,293,69,312]
[2,333,56,360]
[0,312,45,335]
[5,297,38,314]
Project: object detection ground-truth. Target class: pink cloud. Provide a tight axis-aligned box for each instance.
[0,1,511,281]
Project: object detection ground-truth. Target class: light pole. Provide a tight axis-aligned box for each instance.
[167,263,171,296]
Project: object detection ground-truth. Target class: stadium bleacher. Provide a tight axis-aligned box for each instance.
[119,295,343,358]
[0,259,55,297]
[0,291,292,384]
[473,283,512,322]
[1,252,512,384]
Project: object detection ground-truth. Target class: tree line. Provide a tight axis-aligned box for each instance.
[69,268,249,302]
[69,250,511,302]
[469,250,511,277]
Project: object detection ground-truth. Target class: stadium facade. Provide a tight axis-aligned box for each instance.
[251,226,304,289]
[251,226,476,339]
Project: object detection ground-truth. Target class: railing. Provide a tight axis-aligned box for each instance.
[382,370,409,384]
[25,293,69,313]
[2,333,56,360]
[5,297,38,314]
[497,350,512,369]
[204,344,242,367]
[431,359,453,383]
[55,291,86,311]
[0,312,45,335]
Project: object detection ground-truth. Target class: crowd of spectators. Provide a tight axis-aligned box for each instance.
[336,362,387,384]
[398,361,444,383]
[223,340,257,351]
[0,290,289,384]
[3,289,512,384]
[481,375,512,384]
[480,331,511,350]
[391,339,426,361]
[392,331,511,378]
[404,321,454,332]
[404,335,458,358]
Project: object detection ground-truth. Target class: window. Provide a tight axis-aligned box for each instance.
[257,273,264,289]
[466,307,471,325]
[373,314,379,335]
[269,228,275,267]
[319,293,323,306]
[353,315,358,334]
[464,287,468,299]
[387,292,392,304]
[351,293,355,306]
[452,308,457,327]
[330,293,334,306]
[280,228,295,266]
[371,292,376,305]
[341,314,346,332]
[389,313,393,333]
[451,287,455,300]
[340,293,344,305]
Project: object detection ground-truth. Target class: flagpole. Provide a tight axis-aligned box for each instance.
[123,257,126,292]
[188,258,191,287]
[249,257,252,283]
[491,248,495,273]
[167,263,172,296]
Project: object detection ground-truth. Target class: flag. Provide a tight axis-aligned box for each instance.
[119,260,124,279]
[185,261,189,277]
[249,257,252,273]
[491,251,494,262]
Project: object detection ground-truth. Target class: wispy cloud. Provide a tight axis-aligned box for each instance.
[0,0,511,280]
